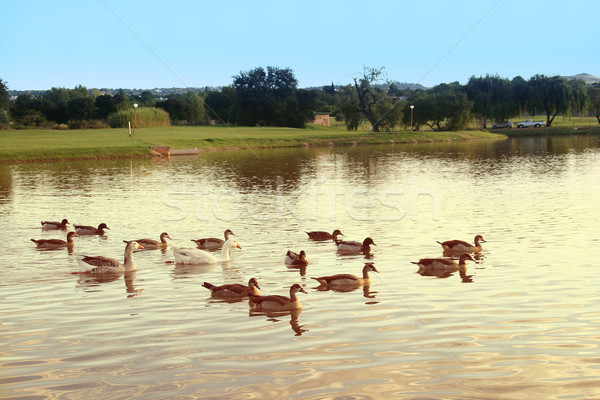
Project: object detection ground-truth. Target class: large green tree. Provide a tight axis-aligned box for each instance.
[527,75,588,127]
[402,83,472,131]
[232,66,303,127]
[465,74,519,128]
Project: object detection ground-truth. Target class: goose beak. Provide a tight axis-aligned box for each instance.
[236,243,242,249]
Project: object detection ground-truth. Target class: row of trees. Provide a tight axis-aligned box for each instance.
[344,67,596,132]
[2,68,600,131]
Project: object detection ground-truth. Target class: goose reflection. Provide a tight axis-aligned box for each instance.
[75,270,142,295]
[249,308,307,336]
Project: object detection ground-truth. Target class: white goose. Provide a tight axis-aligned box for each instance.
[76,240,143,274]
[172,236,241,264]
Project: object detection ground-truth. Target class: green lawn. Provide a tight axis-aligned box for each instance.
[0,125,506,163]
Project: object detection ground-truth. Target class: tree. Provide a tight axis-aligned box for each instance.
[205,87,236,124]
[465,74,519,128]
[339,85,361,131]
[232,66,303,127]
[156,97,193,123]
[402,83,472,131]
[587,84,600,124]
[0,78,9,112]
[351,66,395,132]
[526,75,587,127]
[181,91,206,124]
[95,94,117,119]
[68,97,95,121]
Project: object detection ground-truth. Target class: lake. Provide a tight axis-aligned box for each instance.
[1,134,599,399]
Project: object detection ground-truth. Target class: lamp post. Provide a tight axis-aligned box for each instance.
[132,103,138,138]
[410,105,414,132]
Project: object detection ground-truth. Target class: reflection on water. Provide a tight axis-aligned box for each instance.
[1,134,600,399]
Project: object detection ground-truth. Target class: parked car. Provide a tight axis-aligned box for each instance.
[491,121,513,129]
[517,119,545,128]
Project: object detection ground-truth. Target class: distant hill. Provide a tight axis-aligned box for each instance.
[564,73,600,84]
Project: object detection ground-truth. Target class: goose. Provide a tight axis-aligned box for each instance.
[74,223,109,236]
[312,263,379,287]
[31,231,78,249]
[437,235,485,254]
[411,253,475,270]
[202,277,260,298]
[249,283,307,311]
[41,219,70,230]
[191,229,235,250]
[285,250,308,266]
[76,240,144,274]
[335,237,376,253]
[132,232,171,249]
[306,229,343,241]
[172,236,241,264]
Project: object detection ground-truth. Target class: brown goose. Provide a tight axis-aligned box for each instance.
[202,277,260,298]
[31,231,78,249]
[41,219,69,230]
[312,263,379,287]
[74,223,109,236]
[285,250,308,266]
[335,237,376,253]
[411,253,475,270]
[306,229,343,241]
[437,235,485,254]
[191,229,235,250]
[249,283,307,311]
[76,240,143,274]
[132,232,171,249]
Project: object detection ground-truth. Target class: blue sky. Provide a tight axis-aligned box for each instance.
[1,0,598,91]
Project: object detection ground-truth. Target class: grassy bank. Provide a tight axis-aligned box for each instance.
[0,125,507,163]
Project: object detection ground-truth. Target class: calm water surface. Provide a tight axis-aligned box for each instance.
[1,135,600,399]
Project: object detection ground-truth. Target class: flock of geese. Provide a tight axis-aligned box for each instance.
[33,220,486,312]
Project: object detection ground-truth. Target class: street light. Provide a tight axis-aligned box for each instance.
[132,103,138,138]
[410,105,414,132]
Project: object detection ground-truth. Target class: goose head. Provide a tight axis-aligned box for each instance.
[66,231,79,241]
[290,283,307,295]
[459,253,475,264]
[474,235,486,244]
[123,240,144,250]
[98,223,110,231]
[248,277,260,290]
[363,237,376,247]
[224,237,242,250]
[160,232,172,241]
[363,262,379,274]
[332,229,343,237]
[224,229,235,239]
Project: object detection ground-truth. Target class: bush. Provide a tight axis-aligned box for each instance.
[107,107,170,128]
[68,119,109,129]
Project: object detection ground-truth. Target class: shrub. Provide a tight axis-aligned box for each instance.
[68,119,109,129]
[107,107,170,128]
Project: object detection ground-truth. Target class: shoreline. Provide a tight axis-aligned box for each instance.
[2,123,598,164]
[0,132,507,164]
